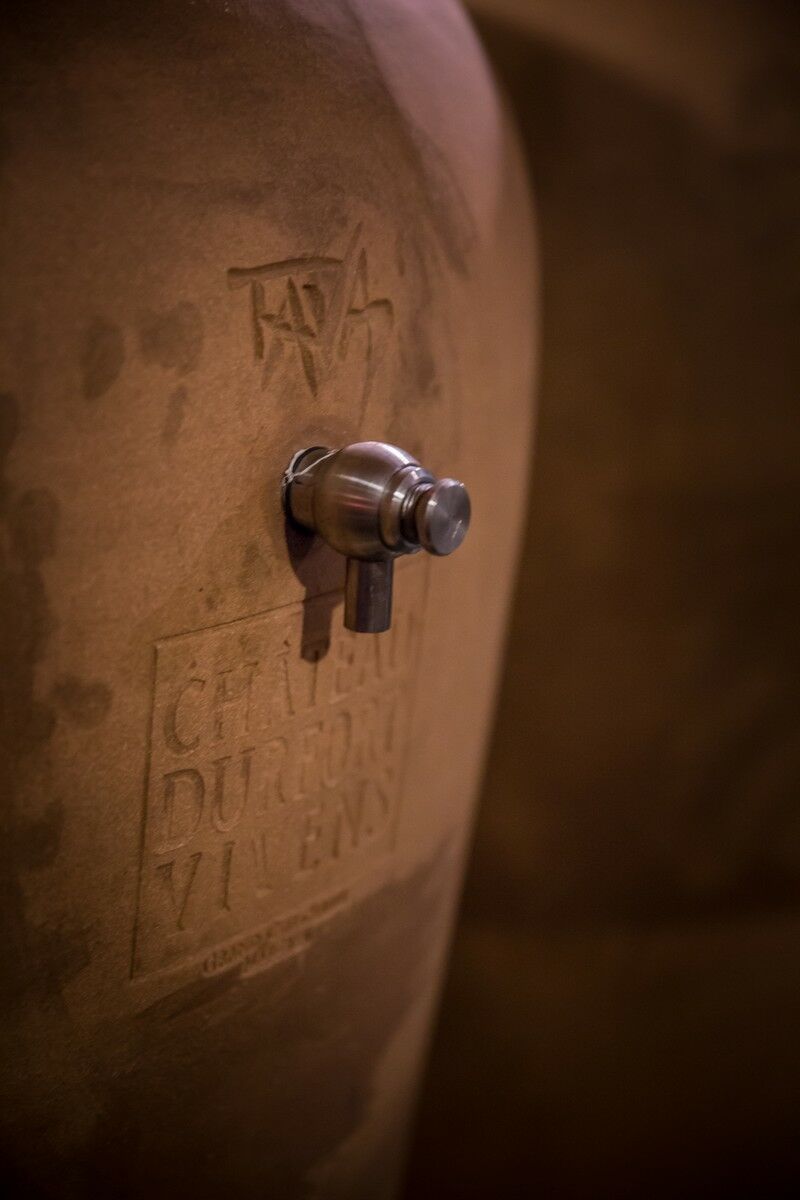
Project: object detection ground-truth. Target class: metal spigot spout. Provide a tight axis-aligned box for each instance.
[283,441,470,633]
[345,558,394,633]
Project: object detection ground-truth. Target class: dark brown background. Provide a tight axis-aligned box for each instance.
[406,1,800,1196]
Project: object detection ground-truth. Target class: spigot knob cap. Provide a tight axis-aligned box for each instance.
[412,478,471,556]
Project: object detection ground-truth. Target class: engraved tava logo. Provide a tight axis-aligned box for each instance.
[227,224,393,423]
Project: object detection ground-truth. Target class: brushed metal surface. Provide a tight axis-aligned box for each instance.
[284,440,470,631]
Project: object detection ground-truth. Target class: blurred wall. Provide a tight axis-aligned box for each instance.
[405,1,800,1196]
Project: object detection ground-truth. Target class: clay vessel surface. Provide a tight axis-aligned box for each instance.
[0,1,536,1195]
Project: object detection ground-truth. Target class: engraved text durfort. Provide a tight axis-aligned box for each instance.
[132,568,425,979]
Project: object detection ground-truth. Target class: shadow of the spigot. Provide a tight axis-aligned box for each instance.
[284,511,344,662]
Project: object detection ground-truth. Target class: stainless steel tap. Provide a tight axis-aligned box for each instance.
[283,441,471,633]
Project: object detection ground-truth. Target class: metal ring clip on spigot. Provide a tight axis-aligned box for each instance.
[283,442,471,633]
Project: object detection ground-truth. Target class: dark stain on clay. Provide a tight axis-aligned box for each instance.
[138,302,203,375]
[11,800,64,873]
[51,676,112,729]
[82,842,454,1200]
[80,318,125,401]
[2,484,59,751]
[0,393,92,1195]
[161,385,188,447]
[8,488,59,568]
[0,393,88,1011]
[0,391,19,514]
[237,539,268,592]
